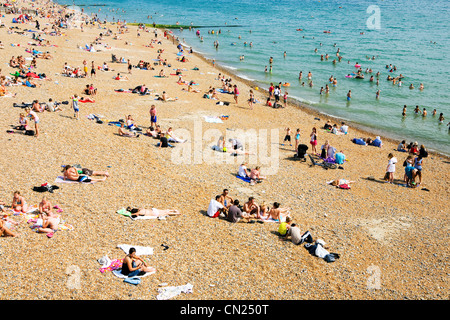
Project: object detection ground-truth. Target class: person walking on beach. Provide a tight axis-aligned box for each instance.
[150,105,157,126]
[72,94,79,120]
[310,127,318,155]
[91,61,96,78]
[385,153,397,183]
[24,107,39,137]
[233,85,239,104]
[248,89,255,110]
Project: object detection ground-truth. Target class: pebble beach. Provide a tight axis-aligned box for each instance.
[0,0,448,301]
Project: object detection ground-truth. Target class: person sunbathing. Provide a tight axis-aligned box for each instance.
[166,127,186,143]
[126,207,181,218]
[11,191,28,213]
[79,96,95,103]
[243,197,262,219]
[329,179,355,188]
[114,73,129,81]
[157,91,177,101]
[249,166,266,185]
[264,202,290,222]
[62,165,109,183]
[121,247,156,277]
[0,218,19,237]
[118,122,139,138]
[36,210,60,237]
[38,196,53,218]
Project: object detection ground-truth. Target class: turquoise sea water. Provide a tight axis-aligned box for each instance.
[59,0,450,155]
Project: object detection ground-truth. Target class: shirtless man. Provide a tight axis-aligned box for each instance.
[218,189,233,209]
[118,122,139,138]
[243,197,262,219]
[121,247,156,277]
[62,165,109,183]
[11,191,28,213]
[265,202,290,222]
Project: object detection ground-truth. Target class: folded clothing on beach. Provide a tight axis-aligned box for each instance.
[157,283,193,300]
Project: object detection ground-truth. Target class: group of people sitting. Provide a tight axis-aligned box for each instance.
[324,121,349,135]
[207,189,291,223]
[62,62,85,78]
[352,136,383,147]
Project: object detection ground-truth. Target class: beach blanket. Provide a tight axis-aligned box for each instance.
[204,116,223,123]
[117,244,154,255]
[236,174,252,183]
[100,258,123,273]
[10,205,38,216]
[54,176,97,184]
[217,89,233,94]
[157,283,194,300]
[112,269,155,279]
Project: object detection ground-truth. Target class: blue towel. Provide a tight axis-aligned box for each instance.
[123,277,141,285]
[236,175,252,183]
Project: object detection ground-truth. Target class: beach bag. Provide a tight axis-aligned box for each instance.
[338,184,350,189]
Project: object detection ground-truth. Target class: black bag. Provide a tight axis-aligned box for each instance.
[25,130,35,136]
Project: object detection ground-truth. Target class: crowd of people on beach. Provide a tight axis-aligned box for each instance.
[0,0,441,284]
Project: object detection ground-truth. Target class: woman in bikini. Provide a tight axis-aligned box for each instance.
[11,191,28,213]
[126,207,181,218]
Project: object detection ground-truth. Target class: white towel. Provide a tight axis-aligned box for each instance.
[157,283,193,300]
[54,176,96,184]
[117,244,154,255]
[203,116,223,123]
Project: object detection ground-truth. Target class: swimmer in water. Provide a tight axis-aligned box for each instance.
[438,113,444,123]
[376,90,380,99]
[419,83,424,90]
[402,105,407,117]
[414,105,422,114]
[347,90,351,101]
[422,108,427,117]
[432,109,437,116]
[409,83,414,89]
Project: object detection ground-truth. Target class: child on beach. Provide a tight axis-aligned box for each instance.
[310,127,318,155]
[385,153,397,183]
[294,129,301,152]
[72,94,79,119]
[248,89,255,110]
[282,128,292,146]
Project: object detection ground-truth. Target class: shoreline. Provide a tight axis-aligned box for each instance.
[172,32,450,159]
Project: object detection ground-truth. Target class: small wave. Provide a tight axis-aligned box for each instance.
[222,65,238,70]
[289,95,318,106]
[236,74,255,81]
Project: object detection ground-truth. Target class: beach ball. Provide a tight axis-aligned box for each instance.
[223,147,227,152]
[255,87,259,90]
